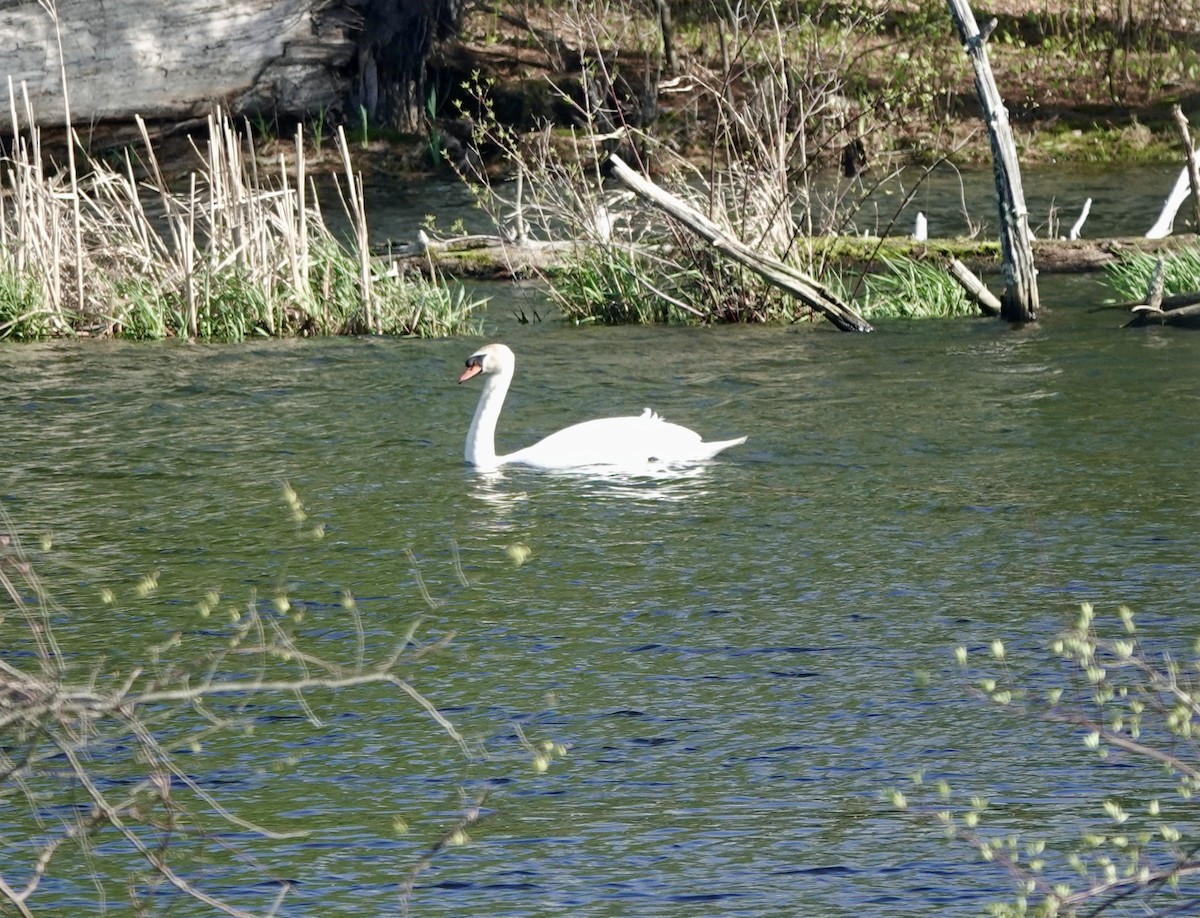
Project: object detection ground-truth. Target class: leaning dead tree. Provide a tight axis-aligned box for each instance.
[1170,105,1200,232]
[1145,105,1200,239]
[948,258,1002,316]
[946,0,1040,323]
[607,155,873,332]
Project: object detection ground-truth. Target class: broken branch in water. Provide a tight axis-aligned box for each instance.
[947,258,1002,316]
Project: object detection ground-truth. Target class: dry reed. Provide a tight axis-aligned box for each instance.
[0,85,482,340]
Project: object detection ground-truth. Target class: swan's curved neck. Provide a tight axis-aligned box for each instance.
[465,366,513,468]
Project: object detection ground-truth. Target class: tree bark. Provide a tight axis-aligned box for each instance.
[0,0,461,137]
[945,0,1040,322]
[657,0,678,75]
[351,0,462,132]
[947,258,1002,316]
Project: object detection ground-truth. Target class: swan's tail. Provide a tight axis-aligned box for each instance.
[699,435,747,459]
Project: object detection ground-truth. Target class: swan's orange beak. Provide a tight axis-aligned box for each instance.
[458,362,483,383]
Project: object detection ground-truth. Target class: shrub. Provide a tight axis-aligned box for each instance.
[890,603,1200,917]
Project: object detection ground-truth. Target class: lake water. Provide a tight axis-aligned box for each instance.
[365,162,1191,244]
[3,210,1200,914]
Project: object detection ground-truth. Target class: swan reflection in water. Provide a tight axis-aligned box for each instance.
[469,462,712,528]
[467,469,531,535]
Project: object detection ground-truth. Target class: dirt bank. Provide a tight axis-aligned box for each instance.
[414,0,1199,174]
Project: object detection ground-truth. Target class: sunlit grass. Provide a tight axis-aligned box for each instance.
[857,254,976,319]
[1106,245,1200,302]
[0,253,51,340]
[550,244,700,325]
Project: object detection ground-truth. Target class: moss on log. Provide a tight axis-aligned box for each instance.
[389,233,1199,280]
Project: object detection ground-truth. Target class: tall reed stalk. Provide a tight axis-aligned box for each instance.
[0,92,483,341]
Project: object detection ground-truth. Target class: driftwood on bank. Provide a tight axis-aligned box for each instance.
[604,154,873,332]
[380,232,581,278]
[946,0,1040,322]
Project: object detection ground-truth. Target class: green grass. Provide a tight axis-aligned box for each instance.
[856,254,977,319]
[0,258,51,340]
[547,242,827,326]
[1106,245,1200,302]
[550,245,700,325]
[102,259,484,342]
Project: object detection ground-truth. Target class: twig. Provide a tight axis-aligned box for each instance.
[399,790,491,917]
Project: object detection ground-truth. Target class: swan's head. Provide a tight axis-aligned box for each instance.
[458,343,515,383]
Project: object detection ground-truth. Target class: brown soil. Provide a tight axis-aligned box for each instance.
[420,0,1200,171]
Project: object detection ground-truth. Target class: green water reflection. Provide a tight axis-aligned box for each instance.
[3,287,1200,915]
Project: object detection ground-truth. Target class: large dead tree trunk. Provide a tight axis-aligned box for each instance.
[0,0,358,131]
[0,0,460,138]
[351,0,461,132]
[946,0,1040,323]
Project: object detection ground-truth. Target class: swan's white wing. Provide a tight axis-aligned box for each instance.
[505,413,744,470]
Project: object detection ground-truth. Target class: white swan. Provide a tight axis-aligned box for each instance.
[458,343,746,471]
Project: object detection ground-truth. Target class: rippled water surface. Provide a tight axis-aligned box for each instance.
[4,277,1200,916]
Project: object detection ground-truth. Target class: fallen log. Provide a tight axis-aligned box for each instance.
[1113,291,1200,312]
[1125,300,1200,328]
[1123,257,1200,328]
[380,233,582,279]
[386,233,1199,281]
